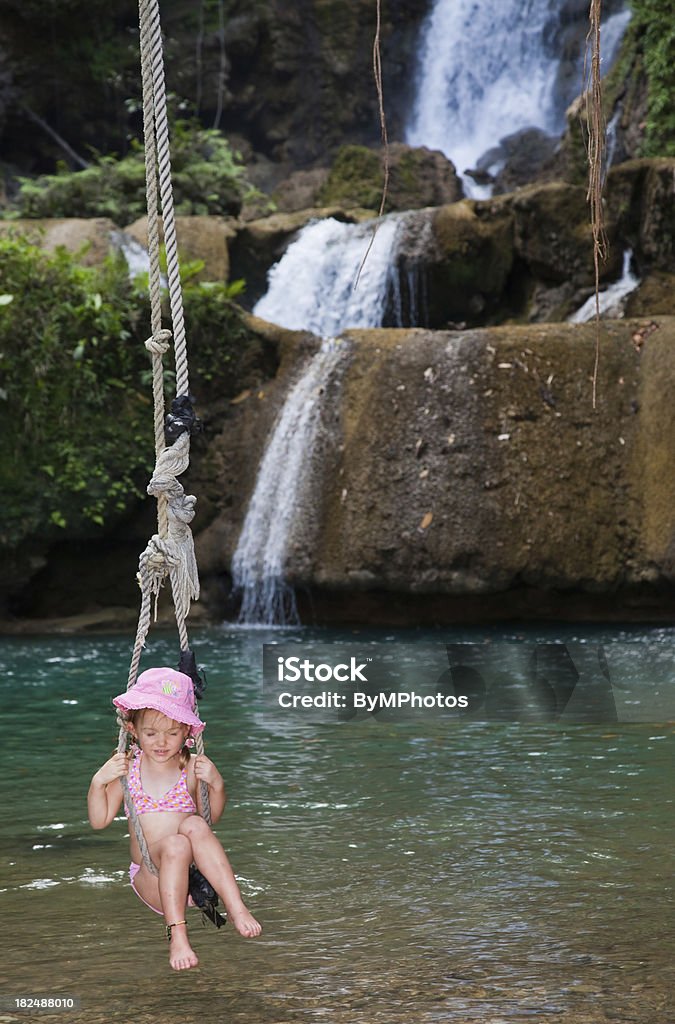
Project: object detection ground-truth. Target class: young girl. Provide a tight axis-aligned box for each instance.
[88,666,262,971]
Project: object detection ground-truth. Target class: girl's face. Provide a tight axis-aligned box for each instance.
[131,709,189,763]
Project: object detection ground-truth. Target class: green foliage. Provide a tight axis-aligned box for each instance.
[182,279,272,403]
[0,232,272,555]
[13,123,250,224]
[0,234,152,548]
[629,0,675,156]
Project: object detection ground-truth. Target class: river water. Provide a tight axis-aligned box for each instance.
[1,626,673,1023]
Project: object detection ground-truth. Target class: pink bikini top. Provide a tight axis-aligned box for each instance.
[125,751,197,817]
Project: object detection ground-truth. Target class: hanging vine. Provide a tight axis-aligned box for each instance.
[583,0,608,408]
[355,0,390,288]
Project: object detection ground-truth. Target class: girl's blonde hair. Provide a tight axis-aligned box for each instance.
[124,707,192,770]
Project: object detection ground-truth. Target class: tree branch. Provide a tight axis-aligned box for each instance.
[20,103,90,170]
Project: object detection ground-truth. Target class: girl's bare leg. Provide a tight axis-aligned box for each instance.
[136,834,199,970]
[178,815,262,937]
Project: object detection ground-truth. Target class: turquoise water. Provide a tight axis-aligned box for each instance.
[1,626,673,1024]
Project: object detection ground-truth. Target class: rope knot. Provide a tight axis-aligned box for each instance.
[145,328,172,356]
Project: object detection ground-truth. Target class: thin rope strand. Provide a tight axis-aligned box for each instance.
[583,0,607,409]
[354,0,390,291]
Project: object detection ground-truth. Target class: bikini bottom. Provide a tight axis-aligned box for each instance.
[129,861,196,916]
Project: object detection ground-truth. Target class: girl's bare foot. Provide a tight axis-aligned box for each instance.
[168,924,199,970]
[229,906,262,938]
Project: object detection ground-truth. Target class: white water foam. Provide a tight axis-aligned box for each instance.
[568,250,639,323]
[232,338,347,626]
[110,230,168,287]
[253,215,404,337]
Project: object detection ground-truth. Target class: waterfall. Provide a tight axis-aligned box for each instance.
[568,250,639,323]
[253,215,404,336]
[231,339,346,626]
[406,0,631,191]
[236,216,406,624]
[110,229,167,287]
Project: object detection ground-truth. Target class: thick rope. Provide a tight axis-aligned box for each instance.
[139,0,169,538]
[146,0,189,399]
[116,0,211,875]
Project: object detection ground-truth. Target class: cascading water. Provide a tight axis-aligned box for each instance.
[253,215,404,336]
[234,215,404,624]
[568,250,639,323]
[406,0,631,191]
[231,338,346,626]
[233,2,635,625]
[110,229,167,287]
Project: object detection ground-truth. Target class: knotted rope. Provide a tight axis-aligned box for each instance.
[116,0,210,878]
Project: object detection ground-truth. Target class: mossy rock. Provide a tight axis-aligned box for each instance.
[426,202,515,325]
[625,272,675,317]
[605,159,675,270]
[318,145,383,211]
[505,182,601,285]
[319,142,462,213]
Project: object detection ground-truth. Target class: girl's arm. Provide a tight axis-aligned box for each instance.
[193,755,227,824]
[88,753,127,829]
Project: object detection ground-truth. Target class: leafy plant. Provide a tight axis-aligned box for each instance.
[12,123,252,224]
[629,0,675,156]
[181,278,274,402]
[0,231,274,556]
[0,234,153,547]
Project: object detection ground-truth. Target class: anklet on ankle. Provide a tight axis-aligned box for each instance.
[166,920,187,941]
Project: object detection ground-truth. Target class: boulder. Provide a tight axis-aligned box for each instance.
[625,273,675,318]
[318,143,463,213]
[123,215,237,283]
[497,181,601,285]
[194,316,675,623]
[471,128,559,194]
[637,160,675,268]
[422,202,515,326]
[215,0,429,165]
[272,168,331,213]
[0,217,117,264]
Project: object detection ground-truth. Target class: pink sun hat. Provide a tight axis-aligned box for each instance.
[113,667,205,735]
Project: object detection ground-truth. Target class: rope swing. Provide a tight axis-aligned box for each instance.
[114,0,210,878]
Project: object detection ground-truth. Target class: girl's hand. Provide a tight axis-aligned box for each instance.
[194,755,223,790]
[94,752,129,787]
